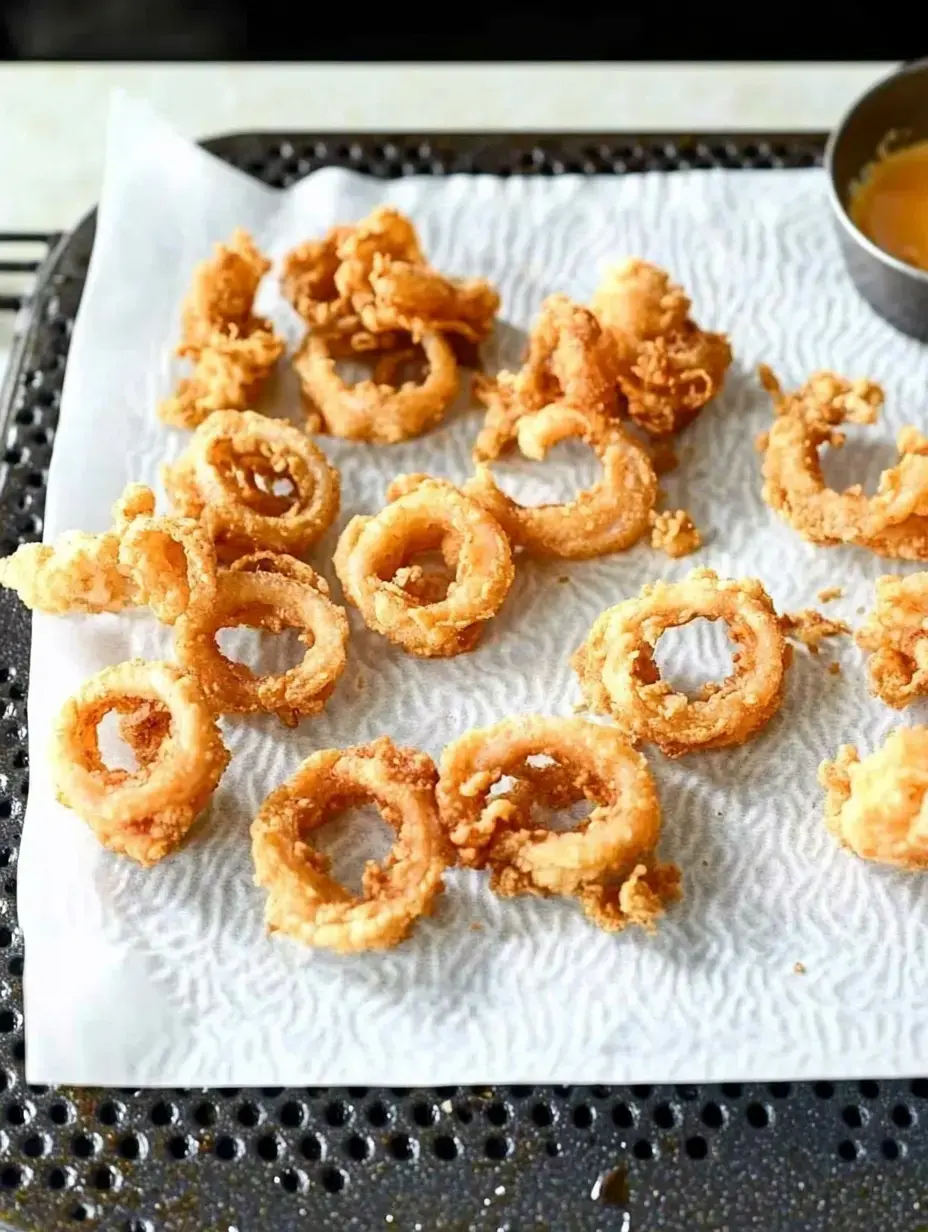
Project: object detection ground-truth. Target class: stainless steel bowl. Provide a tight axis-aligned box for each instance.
[826,59,928,341]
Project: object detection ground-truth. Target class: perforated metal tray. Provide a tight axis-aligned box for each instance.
[0,131,923,1232]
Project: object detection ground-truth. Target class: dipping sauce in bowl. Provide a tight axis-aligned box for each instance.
[849,137,928,272]
[826,59,928,341]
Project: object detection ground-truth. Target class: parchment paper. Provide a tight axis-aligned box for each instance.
[19,94,928,1085]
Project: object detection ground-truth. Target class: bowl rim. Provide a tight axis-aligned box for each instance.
[824,57,928,287]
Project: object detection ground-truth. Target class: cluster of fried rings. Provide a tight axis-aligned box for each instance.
[467,295,661,558]
[45,549,350,861]
[248,715,682,953]
[0,483,217,624]
[285,206,499,443]
[590,259,733,437]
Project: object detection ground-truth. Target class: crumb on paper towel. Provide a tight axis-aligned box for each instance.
[780,609,851,654]
[817,586,844,603]
[793,961,806,975]
[649,509,701,558]
[469,922,483,932]
[558,576,570,584]
[828,661,841,676]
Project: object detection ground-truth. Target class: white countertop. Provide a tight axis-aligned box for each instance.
[0,61,898,372]
[0,62,897,233]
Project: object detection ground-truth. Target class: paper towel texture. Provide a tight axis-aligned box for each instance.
[19,95,928,1084]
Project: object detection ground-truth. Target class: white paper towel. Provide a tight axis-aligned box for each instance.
[18,94,928,1086]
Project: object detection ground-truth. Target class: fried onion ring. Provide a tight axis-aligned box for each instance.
[251,736,448,952]
[437,715,680,932]
[51,659,229,866]
[293,330,459,443]
[465,404,657,559]
[163,409,340,562]
[856,571,928,707]
[572,567,789,756]
[0,484,217,623]
[333,475,513,657]
[174,557,348,726]
[591,260,732,436]
[158,230,284,430]
[759,366,928,557]
[819,729,928,869]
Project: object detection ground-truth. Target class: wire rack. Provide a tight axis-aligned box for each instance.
[0,131,924,1232]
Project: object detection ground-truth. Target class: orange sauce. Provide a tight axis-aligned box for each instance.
[849,138,928,271]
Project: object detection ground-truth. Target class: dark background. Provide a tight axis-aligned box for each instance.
[0,2,924,60]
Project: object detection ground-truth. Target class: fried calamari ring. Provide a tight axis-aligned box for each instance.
[465,405,657,559]
[282,204,497,356]
[356,253,500,345]
[51,659,229,866]
[0,484,218,623]
[158,230,284,429]
[572,568,789,756]
[228,550,321,581]
[819,729,928,869]
[759,366,928,557]
[174,558,349,726]
[856,572,928,707]
[117,512,218,625]
[293,330,459,443]
[158,329,286,431]
[437,715,681,933]
[177,228,272,346]
[334,476,513,657]
[163,409,340,562]
[251,737,448,952]
[280,224,358,331]
[332,206,426,332]
[473,295,618,462]
[591,260,732,436]
[281,208,422,350]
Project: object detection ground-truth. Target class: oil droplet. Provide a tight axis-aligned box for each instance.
[590,1163,630,1206]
